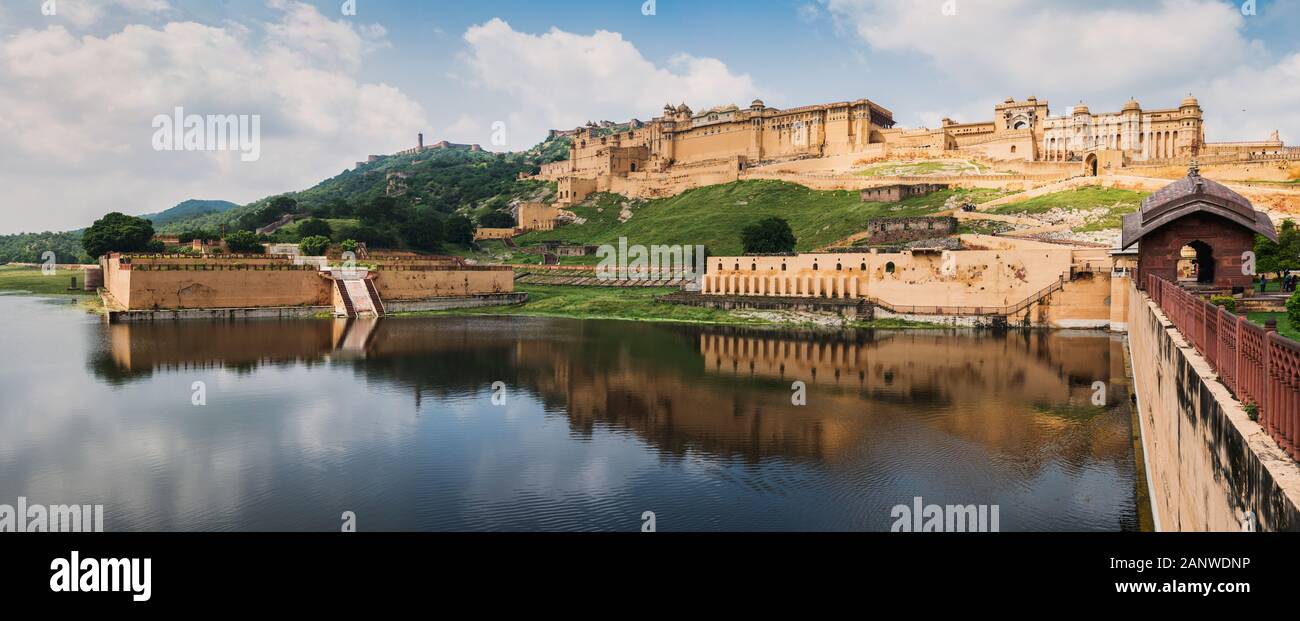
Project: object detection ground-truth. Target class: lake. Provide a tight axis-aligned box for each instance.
[0,293,1144,531]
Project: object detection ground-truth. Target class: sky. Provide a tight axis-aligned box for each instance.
[1,0,1299,234]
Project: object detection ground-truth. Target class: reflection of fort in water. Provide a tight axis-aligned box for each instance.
[99,318,1133,467]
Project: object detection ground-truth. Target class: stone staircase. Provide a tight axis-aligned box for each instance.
[329,270,385,318]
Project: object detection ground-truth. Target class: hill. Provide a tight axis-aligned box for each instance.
[141,199,238,228]
[516,180,1005,255]
[154,137,571,239]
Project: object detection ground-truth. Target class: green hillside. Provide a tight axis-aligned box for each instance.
[987,186,1149,233]
[142,199,238,228]
[517,180,1005,255]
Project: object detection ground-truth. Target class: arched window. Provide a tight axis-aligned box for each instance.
[860,262,867,271]
[812,263,819,271]
[885,262,896,274]
[836,263,842,271]
[751,263,757,271]
[781,263,787,271]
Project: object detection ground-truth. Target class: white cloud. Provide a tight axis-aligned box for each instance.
[826,0,1252,93]
[1200,51,1300,143]
[454,18,758,150]
[825,0,1298,141]
[0,1,425,233]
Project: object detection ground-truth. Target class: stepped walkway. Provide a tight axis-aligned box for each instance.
[327,268,385,318]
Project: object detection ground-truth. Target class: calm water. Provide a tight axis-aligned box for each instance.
[0,293,1142,531]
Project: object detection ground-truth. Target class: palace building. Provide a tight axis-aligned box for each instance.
[534,94,1290,204]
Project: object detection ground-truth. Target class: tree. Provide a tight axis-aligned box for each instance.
[299,235,331,257]
[340,239,359,254]
[404,216,444,252]
[741,217,797,254]
[178,229,214,244]
[445,215,474,246]
[1255,220,1300,276]
[479,210,515,229]
[225,230,263,254]
[296,218,332,239]
[81,212,156,258]
[357,196,397,225]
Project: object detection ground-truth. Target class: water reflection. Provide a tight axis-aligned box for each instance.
[1,294,1140,531]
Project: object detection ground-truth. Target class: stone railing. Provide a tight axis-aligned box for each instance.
[1148,274,1299,461]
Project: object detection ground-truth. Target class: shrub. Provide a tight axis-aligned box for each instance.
[1288,290,1300,330]
[225,230,263,254]
[299,235,331,257]
[296,218,332,239]
[404,217,444,252]
[340,239,359,254]
[741,216,797,253]
[479,210,515,229]
[1210,295,1237,313]
[445,215,474,246]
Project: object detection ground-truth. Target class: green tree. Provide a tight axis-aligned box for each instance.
[358,196,398,225]
[741,216,797,253]
[1256,220,1300,276]
[340,239,359,254]
[445,215,474,246]
[404,216,444,252]
[479,210,515,229]
[296,218,332,239]
[299,235,331,256]
[1288,290,1300,332]
[225,230,263,254]
[81,212,156,259]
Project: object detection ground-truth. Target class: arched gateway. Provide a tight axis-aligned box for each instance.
[1122,163,1277,292]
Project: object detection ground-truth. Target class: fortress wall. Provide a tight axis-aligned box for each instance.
[100,255,133,308]
[123,268,331,310]
[101,256,515,310]
[1128,282,1300,531]
[1126,160,1300,182]
[706,249,1073,306]
[373,268,514,300]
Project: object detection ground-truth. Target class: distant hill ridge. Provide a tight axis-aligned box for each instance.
[141,199,238,227]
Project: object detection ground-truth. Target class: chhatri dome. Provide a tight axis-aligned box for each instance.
[1123,97,1141,112]
[1181,94,1200,108]
[1121,161,1276,250]
[1072,101,1091,115]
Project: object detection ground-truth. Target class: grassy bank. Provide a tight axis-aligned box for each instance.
[517,180,1007,255]
[397,283,947,329]
[0,265,96,296]
[1247,311,1300,340]
[988,186,1149,233]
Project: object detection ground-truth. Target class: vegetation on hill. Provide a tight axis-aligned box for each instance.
[987,186,1149,233]
[0,231,89,264]
[141,199,237,228]
[517,180,1004,255]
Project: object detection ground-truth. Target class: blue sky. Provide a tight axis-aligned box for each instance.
[1,0,1298,233]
